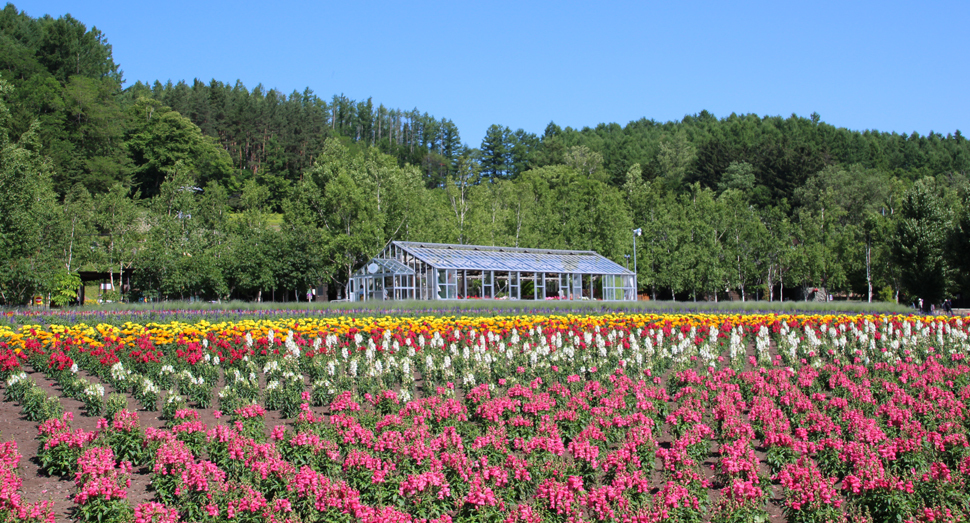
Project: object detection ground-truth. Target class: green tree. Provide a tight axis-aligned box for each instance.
[717,161,756,195]
[656,131,696,193]
[951,191,970,299]
[302,139,383,295]
[509,129,538,178]
[135,164,227,300]
[60,75,127,192]
[217,178,276,300]
[222,225,276,302]
[49,271,80,307]
[278,192,329,301]
[60,182,95,273]
[796,164,893,299]
[0,75,62,304]
[480,124,510,182]
[623,163,656,296]
[36,13,120,84]
[654,194,688,298]
[564,145,605,180]
[759,205,794,301]
[719,189,766,301]
[94,183,140,296]
[680,185,721,301]
[444,156,479,244]
[893,179,952,309]
[125,97,233,197]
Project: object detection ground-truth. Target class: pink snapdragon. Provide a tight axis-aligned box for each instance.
[398,471,451,500]
[73,446,132,505]
[777,458,842,510]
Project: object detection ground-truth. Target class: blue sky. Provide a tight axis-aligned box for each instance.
[15,0,968,146]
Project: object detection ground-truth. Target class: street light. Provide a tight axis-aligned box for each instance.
[632,228,641,298]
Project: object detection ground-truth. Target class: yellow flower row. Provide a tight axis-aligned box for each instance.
[0,313,953,354]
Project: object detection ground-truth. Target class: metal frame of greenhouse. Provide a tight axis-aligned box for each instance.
[348,241,636,302]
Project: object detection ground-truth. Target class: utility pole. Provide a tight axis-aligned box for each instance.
[632,228,641,299]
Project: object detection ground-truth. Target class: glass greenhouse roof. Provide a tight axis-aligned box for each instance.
[352,256,415,277]
[394,242,633,275]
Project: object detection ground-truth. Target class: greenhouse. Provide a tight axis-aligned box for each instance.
[348,241,636,302]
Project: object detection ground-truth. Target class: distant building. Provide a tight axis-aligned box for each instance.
[350,242,635,301]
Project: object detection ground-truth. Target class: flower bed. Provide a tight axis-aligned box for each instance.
[0,313,967,522]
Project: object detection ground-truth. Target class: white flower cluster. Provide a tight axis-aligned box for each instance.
[774,316,970,366]
[177,369,204,387]
[137,376,159,395]
[312,378,336,396]
[110,362,131,383]
[6,372,27,387]
[697,326,720,367]
[83,382,105,399]
[263,360,281,375]
[284,330,300,358]
[281,370,302,385]
[755,325,770,364]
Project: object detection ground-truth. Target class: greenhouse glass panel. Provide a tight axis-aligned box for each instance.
[353,241,636,301]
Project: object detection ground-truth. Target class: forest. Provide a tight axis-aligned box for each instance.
[1,3,969,307]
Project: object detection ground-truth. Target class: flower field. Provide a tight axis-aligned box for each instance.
[0,313,969,523]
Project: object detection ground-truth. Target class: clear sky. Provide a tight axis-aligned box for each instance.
[13,0,968,146]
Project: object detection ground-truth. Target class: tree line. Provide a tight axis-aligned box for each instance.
[1,4,968,307]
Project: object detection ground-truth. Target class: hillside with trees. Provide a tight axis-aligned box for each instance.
[1,3,968,307]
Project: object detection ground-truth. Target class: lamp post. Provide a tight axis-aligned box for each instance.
[632,228,641,298]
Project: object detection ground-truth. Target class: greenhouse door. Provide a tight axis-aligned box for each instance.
[483,271,493,299]
[510,272,520,300]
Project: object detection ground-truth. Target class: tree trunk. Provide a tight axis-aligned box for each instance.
[66,219,76,272]
[767,266,774,302]
[865,242,873,303]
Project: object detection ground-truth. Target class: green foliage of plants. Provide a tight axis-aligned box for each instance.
[105,392,127,419]
[74,498,132,523]
[50,272,81,307]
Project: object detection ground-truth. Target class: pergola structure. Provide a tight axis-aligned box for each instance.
[76,268,134,305]
[349,242,636,302]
